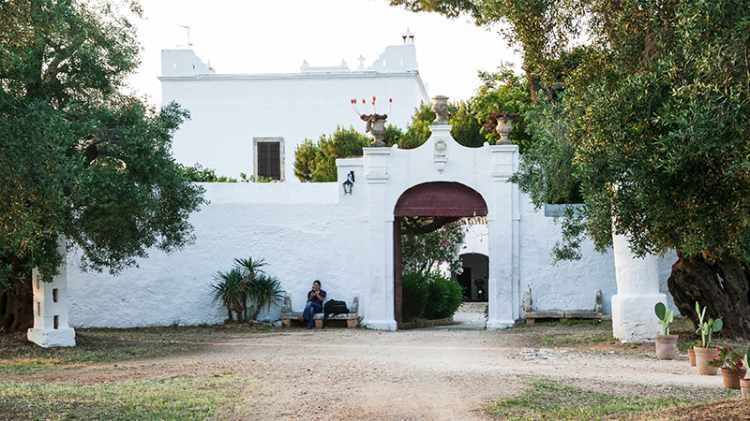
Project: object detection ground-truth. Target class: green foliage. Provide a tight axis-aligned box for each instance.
[293,70,533,182]
[293,127,370,182]
[711,345,744,369]
[510,98,583,206]
[423,273,463,320]
[654,302,675,336]
[211,257,284,322]
[695,302,723,348]
[487,378,705,421]
[0,0,205,294]
[402,271,463,320]
[179,163,238,183]
[402,272,430,322]
[211,268,247,322]
[401,218,466,275]
[392,1,750,269]
[1,375,241,421]
[472,68,533,150]
[247,274,285,321]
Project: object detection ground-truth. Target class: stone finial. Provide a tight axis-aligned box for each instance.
[431,95,449,124]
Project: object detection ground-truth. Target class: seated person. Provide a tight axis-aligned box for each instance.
[303,280,326,328]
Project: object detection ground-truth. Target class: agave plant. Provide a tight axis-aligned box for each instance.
[248,274,285,320]
[211,268,248,322]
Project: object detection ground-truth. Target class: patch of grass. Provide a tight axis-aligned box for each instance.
[0,324,271,375]
[487,379,702,420]
[0,374,244,420]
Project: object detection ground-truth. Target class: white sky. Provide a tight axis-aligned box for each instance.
[127,0,522,106]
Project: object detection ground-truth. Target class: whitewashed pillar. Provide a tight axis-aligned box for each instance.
[27,242,76,347]
[486,144,518,329]
[611,232,665,342]
[361,147,397,331]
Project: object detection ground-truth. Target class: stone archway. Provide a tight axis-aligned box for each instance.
[345,106,520,331]
[393,182,488,326]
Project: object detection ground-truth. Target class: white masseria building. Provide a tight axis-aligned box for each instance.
[28,38,677,347]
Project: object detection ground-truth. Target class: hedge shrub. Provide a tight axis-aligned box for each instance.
[402,271,463,321]
[402,272,430,321]
[424,274,463,320]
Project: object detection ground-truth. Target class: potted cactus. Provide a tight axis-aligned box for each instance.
[686,340,697,367]
[693,302,723,375]
[742,350,750,399]
[654,302,678,359]
[712,346,746,389]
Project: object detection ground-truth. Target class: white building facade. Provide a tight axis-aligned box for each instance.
[28,40,676,347]
[161,42,429,181]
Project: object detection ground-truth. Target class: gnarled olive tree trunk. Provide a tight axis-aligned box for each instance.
[0,276,33,333]
[668,253,750,339]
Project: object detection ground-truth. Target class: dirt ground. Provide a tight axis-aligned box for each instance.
[6,320,741,421]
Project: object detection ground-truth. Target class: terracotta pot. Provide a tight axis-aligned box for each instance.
[655,335,679,360]
[694,347,720,375]
[688,348,696,367]
[721,367,746,389]
[741,378,750,400]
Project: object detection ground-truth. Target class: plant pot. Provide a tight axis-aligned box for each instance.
[741,378,750,400]
[721,367,746,389]
[694,346,720,375]
[655,335,679,360]
[688,347,696,367]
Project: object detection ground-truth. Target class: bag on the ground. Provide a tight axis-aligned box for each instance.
[324,299,349,316]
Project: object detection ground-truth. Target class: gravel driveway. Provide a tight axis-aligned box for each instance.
[171,326,720,420]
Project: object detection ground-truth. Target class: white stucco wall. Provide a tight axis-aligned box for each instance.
[66,157,679,329]
[160,45,429,181]
[68,183,365,328]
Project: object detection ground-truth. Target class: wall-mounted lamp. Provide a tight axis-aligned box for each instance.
[343,171,355,195]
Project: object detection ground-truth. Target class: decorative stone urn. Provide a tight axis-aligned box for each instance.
[431,95,449,124]
[495,113,515,145]
[361,113,388,147]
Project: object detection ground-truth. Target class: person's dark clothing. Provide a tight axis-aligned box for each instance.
[303,289,326,328]
[303,302,321,328]
[307,289,326,305]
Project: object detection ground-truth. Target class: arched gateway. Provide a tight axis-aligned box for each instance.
[335,117,520,330]
[393,182,488,326]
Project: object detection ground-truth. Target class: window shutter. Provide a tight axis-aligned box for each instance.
[257,142,281,180]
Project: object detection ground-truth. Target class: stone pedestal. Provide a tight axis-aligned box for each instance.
[27,245,76,348]
[611,232,665,342]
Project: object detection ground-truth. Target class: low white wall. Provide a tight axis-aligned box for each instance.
[67,183,678,328]
[518,198,678,315]
[68,184,364,328]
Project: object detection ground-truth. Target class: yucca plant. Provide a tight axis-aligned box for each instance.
[248,274,285,320]
[211,257,285,322]
[211,268,248,322]
[235,257,266,282]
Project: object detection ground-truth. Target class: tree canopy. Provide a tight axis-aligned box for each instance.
[391,0,750,336]
[0,0,204,331]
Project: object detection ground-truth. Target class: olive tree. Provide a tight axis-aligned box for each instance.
[391,0,750,337]
[0,0,205,332]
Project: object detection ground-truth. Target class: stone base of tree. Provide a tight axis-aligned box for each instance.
[27,327,76,348]
[611,293,666,342]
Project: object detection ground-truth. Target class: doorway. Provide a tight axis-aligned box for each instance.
[393,182,488,328]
